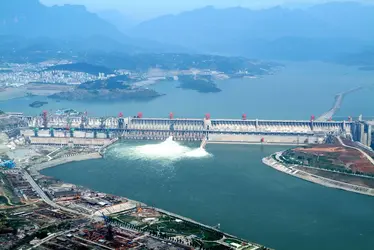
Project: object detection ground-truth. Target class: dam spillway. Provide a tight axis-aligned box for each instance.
[20,115,355,146]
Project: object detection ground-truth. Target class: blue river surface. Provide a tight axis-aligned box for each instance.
[42,142,374,250]
[1,61,374,119]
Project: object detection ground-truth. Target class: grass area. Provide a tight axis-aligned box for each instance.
[115,214,223,241]
[282,149,374,178]
[224,238,243,245]
[146,216,223,241]
[112,213,227,249]
[0,173,22,205]
[0,213,29,233]
[111,213,264,250]
[116,214,146,226]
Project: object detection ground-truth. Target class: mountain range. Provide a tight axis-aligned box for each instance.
[0,0,124,39]
[130,2,374,61]
[0,1,373,64]
[0,0,189,54]
[96,9,138,33]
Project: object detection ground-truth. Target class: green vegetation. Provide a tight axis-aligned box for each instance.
[0,212,28,234]
[0,173,22,205]
[178,75,221,93]
[146,218,223,241]
[0,196,11,206]
[359,66,374,71]
[78,75,134,90]
[29,101,48,108]
[82,53,276,75]
[281,149,374,178]
[111,213,236,249]
[224,238,243,245]
[9,222,71,249]
[47,63,114,75]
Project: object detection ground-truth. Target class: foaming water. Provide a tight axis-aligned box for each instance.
[107,137,211,164]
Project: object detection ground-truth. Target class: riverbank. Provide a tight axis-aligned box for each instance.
[28,152,102,176]
[25,150,269,249]
[262,153,374,196]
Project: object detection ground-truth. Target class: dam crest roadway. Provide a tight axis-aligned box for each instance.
[18,111,367,147]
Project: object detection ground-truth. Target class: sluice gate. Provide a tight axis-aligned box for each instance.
[22,114,356,145]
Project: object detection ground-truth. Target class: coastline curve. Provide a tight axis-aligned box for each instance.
[262,153,374,197]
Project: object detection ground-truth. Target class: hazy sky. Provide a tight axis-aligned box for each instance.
[40,0,374,20]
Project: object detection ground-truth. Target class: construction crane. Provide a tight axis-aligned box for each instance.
[136,203,143,214]
[118,112,124,129]
[80,111,88,129]
[42,110,48,128]
[100,117,106,129]
[100,212,114,241]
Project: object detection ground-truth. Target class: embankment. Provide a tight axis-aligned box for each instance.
[29,152,102,176]
[262,154,374,196]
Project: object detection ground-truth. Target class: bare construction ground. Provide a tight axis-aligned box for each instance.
[292,144,374,174]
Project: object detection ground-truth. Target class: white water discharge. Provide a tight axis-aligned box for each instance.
[108,137,211,163]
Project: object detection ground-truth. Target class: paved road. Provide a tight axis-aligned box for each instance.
[22,170,87,217]
[27,231,63,249]
[27,227,80,250]
[337,137,374,165]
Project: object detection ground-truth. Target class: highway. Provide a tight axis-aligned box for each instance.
[27,231,63,249]
[27,227,81,250]
[22,169,88,217]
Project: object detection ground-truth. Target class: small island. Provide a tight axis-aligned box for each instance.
[29,101,48,108]
[359,66,374,71]
[177,75,221,93]
[49,75,162,102]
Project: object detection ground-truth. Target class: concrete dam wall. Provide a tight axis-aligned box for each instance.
[22,116,353,145]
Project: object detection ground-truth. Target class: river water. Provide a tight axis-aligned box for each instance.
[12,61,374,250]
[1,62,374,119]
[42,142,374,250]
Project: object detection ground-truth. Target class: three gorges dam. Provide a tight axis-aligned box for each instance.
[8,111,371,148]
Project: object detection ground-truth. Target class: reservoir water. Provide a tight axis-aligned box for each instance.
[42,142,374,250]
[1,62,374,119]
